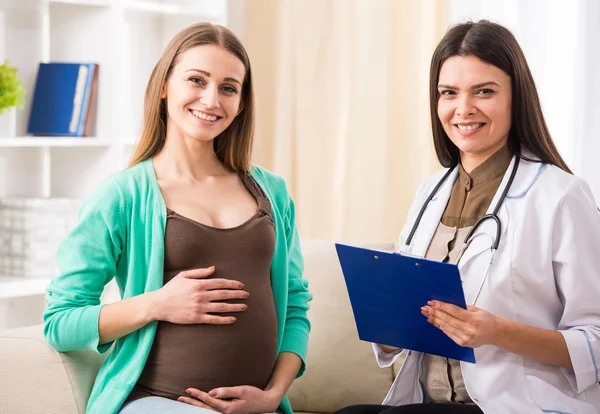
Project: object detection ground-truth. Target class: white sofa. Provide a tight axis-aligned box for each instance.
[0,240,401,414]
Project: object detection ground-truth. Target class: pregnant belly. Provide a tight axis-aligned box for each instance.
[136,300,278,399]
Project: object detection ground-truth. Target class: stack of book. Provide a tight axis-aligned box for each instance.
[27,62,99,137]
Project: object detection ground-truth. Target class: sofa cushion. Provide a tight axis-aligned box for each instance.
[287,241,393,413]
[0,325,104,414]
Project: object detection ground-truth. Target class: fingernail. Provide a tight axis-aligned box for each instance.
[209,390,217,397]
[230,317,236,322]
[428,300,435,306]
[238,283,244,289]
[241,305,247,310]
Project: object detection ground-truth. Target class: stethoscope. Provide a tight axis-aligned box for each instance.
[403,156,521,303]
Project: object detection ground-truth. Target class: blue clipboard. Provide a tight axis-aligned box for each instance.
[335,243,476,363]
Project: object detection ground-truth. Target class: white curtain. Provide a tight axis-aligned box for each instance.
[245,0,447,243]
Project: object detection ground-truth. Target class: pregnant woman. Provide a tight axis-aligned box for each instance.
[43,22,312,414]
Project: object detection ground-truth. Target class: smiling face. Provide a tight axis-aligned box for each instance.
[437,55,512,167]
[162,44,246,144]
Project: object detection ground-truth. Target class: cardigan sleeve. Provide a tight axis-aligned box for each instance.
[278,190,313,378]
[43,179,125,353]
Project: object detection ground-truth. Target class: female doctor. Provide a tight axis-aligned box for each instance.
[338,20,600,414]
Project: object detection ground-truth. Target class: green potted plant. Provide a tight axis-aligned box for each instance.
[0,60,25,114]
[0,60,25,137]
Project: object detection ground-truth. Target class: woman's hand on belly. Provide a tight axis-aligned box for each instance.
[149,266,250,325]
[178,385,280,414]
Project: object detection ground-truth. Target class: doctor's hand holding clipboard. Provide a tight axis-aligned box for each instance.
[337,244,512,363]
[335,244,478,363]
[419,299,500,350]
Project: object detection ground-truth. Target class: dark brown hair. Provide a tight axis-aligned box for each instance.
[429,20,571,173]
[129,22,254,172]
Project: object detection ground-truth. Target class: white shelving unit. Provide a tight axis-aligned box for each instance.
[0,276,51,301]
[0,0,238,330]
[0,137,112,147]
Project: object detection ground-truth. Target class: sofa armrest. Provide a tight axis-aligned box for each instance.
[0,324,105,414]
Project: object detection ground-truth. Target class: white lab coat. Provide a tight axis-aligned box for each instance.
[373,154,600,413]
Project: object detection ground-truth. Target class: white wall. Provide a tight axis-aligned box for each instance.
[577,0,600,200]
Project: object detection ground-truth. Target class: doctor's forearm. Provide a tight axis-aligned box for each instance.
[494,317,573,369]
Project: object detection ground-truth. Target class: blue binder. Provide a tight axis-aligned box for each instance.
[335,243,476,363]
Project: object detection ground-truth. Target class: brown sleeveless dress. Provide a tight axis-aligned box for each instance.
[126,174,278,403]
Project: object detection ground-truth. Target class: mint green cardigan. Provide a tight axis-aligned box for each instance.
[43,159,312,414]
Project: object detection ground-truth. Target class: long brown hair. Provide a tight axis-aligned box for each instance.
[129,23,254,172]
[429,20,571,173]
